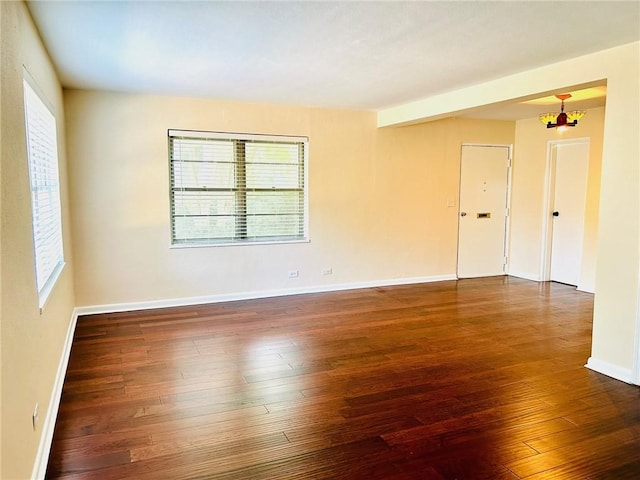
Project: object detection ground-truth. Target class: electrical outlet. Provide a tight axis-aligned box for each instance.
[288,270,299,278]
[32,403,39,431]
[323,268,333,276]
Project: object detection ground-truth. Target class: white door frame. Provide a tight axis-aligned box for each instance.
[458,143,513,276]
[539,137,590,282]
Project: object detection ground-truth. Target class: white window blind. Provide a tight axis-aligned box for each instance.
[169,130,308,246]
[23,78,64,308]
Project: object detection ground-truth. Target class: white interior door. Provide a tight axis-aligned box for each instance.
[457,145,510,278]
[550,142,589,286]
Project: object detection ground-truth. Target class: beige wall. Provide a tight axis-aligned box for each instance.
[0,3,3,474]
[375,117,515,277]
[509,106,605,291]
[0,5,635,475]
[592,49,639,373]
[65,90,514,307]
[379,42,640,378]
[1,2,76,479]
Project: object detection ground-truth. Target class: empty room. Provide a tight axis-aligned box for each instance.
[1,1,640,479]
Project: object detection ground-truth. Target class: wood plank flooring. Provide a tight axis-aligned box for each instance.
[46,276,640,479]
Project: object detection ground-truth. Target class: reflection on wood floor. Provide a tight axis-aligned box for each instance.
[47,276,640,479]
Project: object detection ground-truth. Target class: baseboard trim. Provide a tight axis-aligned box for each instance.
[75,274,458,316]
[506,270,541,282]
[31,275,457,477]
[577,284,595,294]
[457,272,505,279]
[31,308,80,480]
[585,357,634,384]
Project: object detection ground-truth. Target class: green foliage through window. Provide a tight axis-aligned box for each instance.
[169,130,308,245]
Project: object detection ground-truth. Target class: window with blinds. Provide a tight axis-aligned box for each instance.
[169,130,308,246]
[23,77,65,309]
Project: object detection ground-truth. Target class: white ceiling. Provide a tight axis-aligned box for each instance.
[26,1,639,119]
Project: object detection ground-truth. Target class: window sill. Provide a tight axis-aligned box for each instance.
[38,262,66,314]
[170,238,310,249]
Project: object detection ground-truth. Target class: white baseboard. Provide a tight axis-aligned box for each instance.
[27,276,632,479]
[75,274,458,316]
[31,275,457,477]
[457,272,505,279]
[577,284,595,294]
[506,270,541,282]
[31,308,80,480]
[30,276,632,479]
[31,274,455,476]
[585,357,634,384]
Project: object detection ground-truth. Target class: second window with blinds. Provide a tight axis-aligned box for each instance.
[169,130,308,246]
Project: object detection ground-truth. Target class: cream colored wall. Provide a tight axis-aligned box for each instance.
[592,51,640,372]
[379,42,640,378]
[375,117,515,277]
[509,107,604,291]
[0,2,3,473]
[1,2,76,479]
[65,90,514,307]
[66,92,376,305]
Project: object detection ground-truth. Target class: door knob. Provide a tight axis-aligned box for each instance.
[460,212,467,217]
[552,211,559,217]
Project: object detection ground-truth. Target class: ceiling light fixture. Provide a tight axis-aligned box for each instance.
[539,94,586,131]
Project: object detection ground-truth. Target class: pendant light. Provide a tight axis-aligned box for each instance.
[539,94,586,131]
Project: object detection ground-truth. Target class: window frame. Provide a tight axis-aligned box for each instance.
[168,129,309,247]
[23,73,65,311]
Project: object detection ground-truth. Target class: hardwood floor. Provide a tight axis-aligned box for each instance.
[46,276,640,479]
